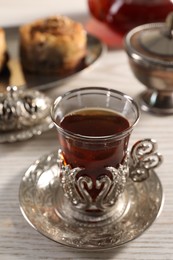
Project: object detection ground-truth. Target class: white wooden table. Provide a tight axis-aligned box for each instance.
[0,1,173,259]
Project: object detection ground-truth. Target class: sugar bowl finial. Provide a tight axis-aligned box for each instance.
[163,12,173,39]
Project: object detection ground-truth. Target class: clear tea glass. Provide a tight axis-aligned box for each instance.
[51,87,139,214]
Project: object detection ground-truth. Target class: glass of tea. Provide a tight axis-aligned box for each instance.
[51,87,140,218]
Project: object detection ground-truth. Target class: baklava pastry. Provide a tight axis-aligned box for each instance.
[19,15,87,74]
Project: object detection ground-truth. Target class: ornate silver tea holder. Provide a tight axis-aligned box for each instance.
[19,139,164,250]
[125,13,173,115]
[0,86,53,143]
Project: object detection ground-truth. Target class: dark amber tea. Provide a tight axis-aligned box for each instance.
[60,108,129,137]
[57,108,130,198]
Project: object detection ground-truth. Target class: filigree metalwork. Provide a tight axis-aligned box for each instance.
[99,160,129,210]
[59,151,129,211]
[60,164,86,207]
[59,139,163,211]
[0,85,52,131]
[129,139,163,182]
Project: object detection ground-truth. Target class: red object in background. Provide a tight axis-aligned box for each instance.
[87,0,173,47]
[85,18,123,48]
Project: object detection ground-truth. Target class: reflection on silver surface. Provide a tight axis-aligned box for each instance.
[19,150,163,250]
[0,27,106,91]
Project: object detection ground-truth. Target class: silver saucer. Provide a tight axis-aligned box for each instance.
[0,116,54,143]
[19,151,163,250]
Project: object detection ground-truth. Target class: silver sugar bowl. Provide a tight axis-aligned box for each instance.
[0,86,52,131]
[125,12,173,115]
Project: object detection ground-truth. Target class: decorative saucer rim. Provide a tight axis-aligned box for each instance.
[19,150,164,250]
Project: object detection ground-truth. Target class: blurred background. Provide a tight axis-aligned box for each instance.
[0,0,87,27]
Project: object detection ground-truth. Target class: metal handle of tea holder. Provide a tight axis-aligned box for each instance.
[59,139,163,212]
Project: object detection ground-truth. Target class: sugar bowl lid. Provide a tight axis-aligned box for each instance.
[0,86,52,131]
[125,12,173,68]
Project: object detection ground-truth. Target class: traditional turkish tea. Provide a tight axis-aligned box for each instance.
[51,87,139,205]
[57,108,130,199]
